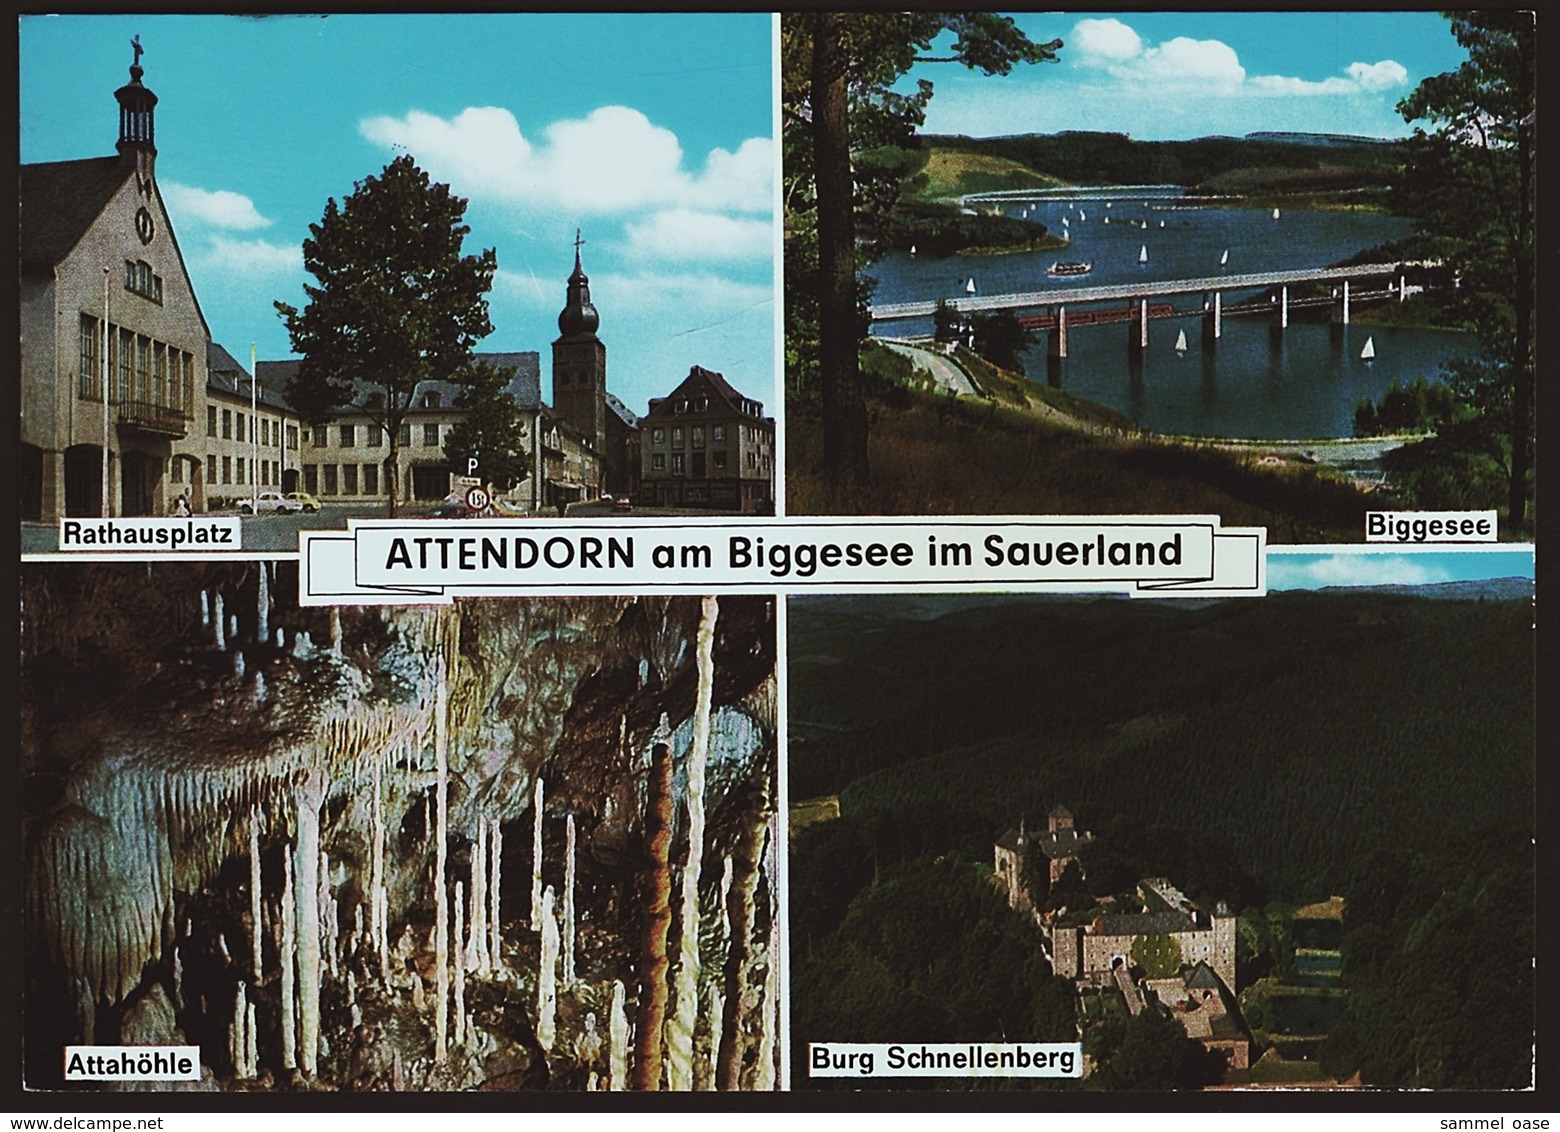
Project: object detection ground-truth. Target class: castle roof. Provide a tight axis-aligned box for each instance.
[1091,911,1196,936]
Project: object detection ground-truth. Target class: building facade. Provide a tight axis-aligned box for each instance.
[20,50,209,521]
[173,344,299,510]
[638,367,774,512]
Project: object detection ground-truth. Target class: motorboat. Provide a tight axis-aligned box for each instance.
[1046,261,1093,278]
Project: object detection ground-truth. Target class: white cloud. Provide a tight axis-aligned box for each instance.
[199,236,300,277]
[1348,60,1409,91]
[625,210,773,262]
[162,183,271,230]
[1269,554,1450,590]
[359,105,771,216]
[594,269,772,318]
[1071,18,1142,63]
[1251,59,1408,96]
[1138,37,1245,88]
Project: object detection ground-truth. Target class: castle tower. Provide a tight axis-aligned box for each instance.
[1211,901,1237,990]
[552,231,607,461]
[114,35,158,185]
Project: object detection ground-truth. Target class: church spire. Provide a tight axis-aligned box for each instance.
[115,35,158,165]
[557,229,600,339]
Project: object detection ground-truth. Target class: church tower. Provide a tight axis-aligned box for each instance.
[115,36,158,186]
[552,232,607,460]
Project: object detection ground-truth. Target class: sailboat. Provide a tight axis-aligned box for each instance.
[1175,329,1189,352]
[910,244,917,255]
[1159,219,1166,228]
[1273,207,1281,220]
[1139,245,1149,265]
[1104,216,1110,225]
[1079,210,1086,221]
[965,278,977,294]
[1361,336,1376,362]
[1220,248,1229,267]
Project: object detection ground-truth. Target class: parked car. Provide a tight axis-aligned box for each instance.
[286,491,321,513]
[240,491,303,515]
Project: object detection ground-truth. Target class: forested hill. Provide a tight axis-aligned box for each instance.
[788,587,1532,904]
[905,130,1402,201]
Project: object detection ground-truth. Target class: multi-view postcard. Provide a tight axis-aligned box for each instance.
[13,7,1541,1111]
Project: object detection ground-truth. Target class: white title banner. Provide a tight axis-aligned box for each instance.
[57,516,241,552]
[809,1042,1083,1078]
[300,516,1264,604]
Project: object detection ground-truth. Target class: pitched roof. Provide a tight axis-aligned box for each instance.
[644,365,767,421]
[19,157,132,272]
[604,391,638,428]
[1092,911,1196,936]
[253,351,541,414]
[207,343,290,411]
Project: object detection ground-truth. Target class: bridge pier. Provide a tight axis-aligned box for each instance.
[1048,305,1068,360]
[1128,298,1149,356]
[1202,291,1222,345]
[1331,279,1351,324]
[1277,284,1288,329]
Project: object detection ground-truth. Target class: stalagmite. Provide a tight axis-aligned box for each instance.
[488,817,502,973]
[172,946,183,1012]
[245,1000,258,1081]
[249,806,263,981]
[537,885,559,1053]
[434,657,450,1063]
[667,596,719,1090]
[468,821,487,974]
[233,651,246,678]
[329,607,342,655]
[293,772,325,1075]
[530,776,544,931]
[280,856,297,1071]
[609,979,629,1091]
[701,983,723,1090]
[213,592,225,650]
[563,813,577,988]
[718,795,770,1090]
[371,759,388,987]
[228,614,239,643]
[453,881,466,1047]
[632,740,674,1090]
[230,982,250,1078]
[200,589,210,627]
[256,561,269,645]
[319,849,338,978]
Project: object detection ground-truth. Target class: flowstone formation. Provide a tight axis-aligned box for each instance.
[21,564,779,1092]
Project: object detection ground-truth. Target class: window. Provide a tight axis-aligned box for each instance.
[134,336,150,402]
[367,426,383,448]
[323,464,338,495]
[205,406,217,438]
[422,391,442,409]
[713,451,727,470]
[78,316,101,399]
[236,413,245,443]
[340,424,356,447]
[398,424,412,445]
[691,426,705,449]
[206,455,216,485]
[261,419,269,446]
[223,410,233,439]
[222,456,231,485]
[652,453,665,470]
[153,345,167,407]
[170,459,182,484]
[671,453,684,474]
[287,425,299,451]
[124,259,162,302]
[342,464,358,495]
[694,397,708,412]
[712,424,725,442]
[312,426,328,448]
[182,354,195,416]
[363,463,378,496]
[117,329,133,402]
[652,427,665,445]
[424,423,440,446]
[236,459,245,486]
[672,427,683,446]
[304,465,318,494]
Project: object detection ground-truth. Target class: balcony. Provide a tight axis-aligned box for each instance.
[117,400,190,439]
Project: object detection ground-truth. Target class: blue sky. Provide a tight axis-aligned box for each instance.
[912,12,1470,141]
[20,13,776,420]
[1267,548,1534,592]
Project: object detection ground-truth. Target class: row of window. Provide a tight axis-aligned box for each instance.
[124,259,163,303]
[170,455,286,488]
[647,450,770,475]
[206,404,299,450]
[308,422,441,449]
[650,424,727,448]
[77,315,195,415]
[302,463,381,497]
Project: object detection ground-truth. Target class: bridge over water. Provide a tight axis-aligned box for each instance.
[868,262,1423,359]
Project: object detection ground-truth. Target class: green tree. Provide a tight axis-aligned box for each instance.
[783,13,1060,486]
[1395,12,1534,528]
[442,360,530,493]
[276,155,497,516]
[970,310,1037,374]
[1130,933,1181,980]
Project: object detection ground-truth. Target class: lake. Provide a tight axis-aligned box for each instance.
[867,192,1478,440]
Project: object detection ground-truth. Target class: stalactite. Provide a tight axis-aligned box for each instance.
[530,776,544,932]
[609,979,629,1091]
[632,741,674,1091]
[754,809,781,1091]
[319,848,338,979]
[667,595,719,1090]
[433,656,449,1064]
[537,885,559,1054]
[371,758,388,988]
[468,820,487,974]
[293,772,325,1075]
[256,561,269,645]
[200,589,210,627]
[171,945,183,1012]
[213,592,225,650]
[563,813,577,989]
[718,794,769,1090]
[228,614,239,643]
[701,983,723,1090]
[453,880,466,1048]
[329,607,342,655]
[249,806,263,981]
[280,855,297,1072]
[488,817,502,974]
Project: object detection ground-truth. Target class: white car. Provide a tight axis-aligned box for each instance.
[240,491,303,515]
